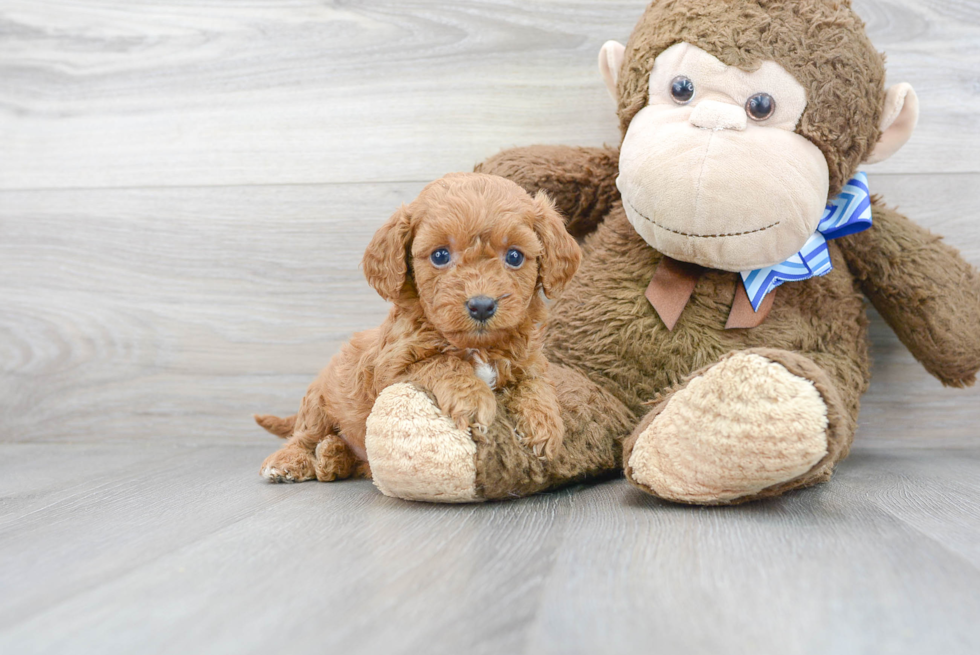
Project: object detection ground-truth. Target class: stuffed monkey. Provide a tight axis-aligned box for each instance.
[363,0,980,504]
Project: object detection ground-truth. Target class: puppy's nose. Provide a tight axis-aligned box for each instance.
[466,296,497,322]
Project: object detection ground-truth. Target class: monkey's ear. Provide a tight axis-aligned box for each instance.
[866,83,919,164]
[599,40,626,102]
[532,191,581,298]
[361,204,413,302]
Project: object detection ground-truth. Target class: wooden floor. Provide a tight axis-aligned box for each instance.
[1,1,979,653]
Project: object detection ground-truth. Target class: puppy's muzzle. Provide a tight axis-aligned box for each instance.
[466,296,497,322]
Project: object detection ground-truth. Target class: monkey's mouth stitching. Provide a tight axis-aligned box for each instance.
[625,198,780,238]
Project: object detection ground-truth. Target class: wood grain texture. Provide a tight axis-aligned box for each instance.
[0,443,978,655]
[1,173,977,445]
[0,0,978,190]
[0,182,400,444]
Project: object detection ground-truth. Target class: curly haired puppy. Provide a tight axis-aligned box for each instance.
[256,173,581,483]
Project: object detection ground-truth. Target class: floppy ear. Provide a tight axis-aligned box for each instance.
[865,83,919,164]
[361,204,413,301]
[532,191,581,298]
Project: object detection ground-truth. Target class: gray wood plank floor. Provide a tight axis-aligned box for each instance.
[1,443,979,654]
[1,1,979,653]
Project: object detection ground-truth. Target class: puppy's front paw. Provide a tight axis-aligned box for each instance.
[516,408,565,460]
[437,389,497,434]
[260,447,316,483]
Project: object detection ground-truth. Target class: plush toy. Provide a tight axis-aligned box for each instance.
[362,0,980,504]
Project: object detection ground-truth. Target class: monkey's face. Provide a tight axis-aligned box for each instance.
[616,43,830,271]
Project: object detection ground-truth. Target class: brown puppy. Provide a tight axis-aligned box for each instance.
[256,173,581,483]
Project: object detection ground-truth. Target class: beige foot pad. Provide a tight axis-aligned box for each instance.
[365,383,482,503]
[627,352,829,504]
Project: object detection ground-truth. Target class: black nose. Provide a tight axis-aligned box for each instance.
[466,296,497,322]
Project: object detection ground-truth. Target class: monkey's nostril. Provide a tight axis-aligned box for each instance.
[466,296,497,322]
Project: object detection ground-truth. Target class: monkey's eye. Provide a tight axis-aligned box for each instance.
[670,76,695,104]
[429,248,451,268]
[746,93,776,121]
[504,248,525,268]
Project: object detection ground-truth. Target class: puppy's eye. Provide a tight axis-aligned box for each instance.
[504,248,525,268]
[746,93,776,120]
[429,248,451,268]
[670,76,695,104]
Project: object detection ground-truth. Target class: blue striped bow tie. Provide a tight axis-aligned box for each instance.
[740,172,873,311]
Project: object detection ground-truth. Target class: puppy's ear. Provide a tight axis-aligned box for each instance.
[532,191,581,298]
[362,204,413,301]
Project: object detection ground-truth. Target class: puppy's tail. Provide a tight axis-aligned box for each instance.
[254,413,296,438]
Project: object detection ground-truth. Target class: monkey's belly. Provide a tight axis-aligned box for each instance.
[544,209,870,418]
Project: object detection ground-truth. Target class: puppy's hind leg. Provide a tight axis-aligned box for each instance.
[261,434,318,483]
[260,395,332,483]
[313,434,371,481]
[262,430,367,483]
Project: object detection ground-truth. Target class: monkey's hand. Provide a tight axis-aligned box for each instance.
[841,201,980,387]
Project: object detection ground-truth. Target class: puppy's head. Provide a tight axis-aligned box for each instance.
[362,173,580,347]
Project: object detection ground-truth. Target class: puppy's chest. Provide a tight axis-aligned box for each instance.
[465,349,511,391]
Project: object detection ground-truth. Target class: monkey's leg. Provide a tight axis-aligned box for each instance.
[623,348,855,504]
[364,364,635,503]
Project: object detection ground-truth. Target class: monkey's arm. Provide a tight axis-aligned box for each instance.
[840,201,980,387]
[475,145,620,239]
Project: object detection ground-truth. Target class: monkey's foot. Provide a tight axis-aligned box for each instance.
[365,383,481,503]
[624,349,848,504]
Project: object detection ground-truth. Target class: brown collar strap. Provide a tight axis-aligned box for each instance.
[644,256,703,331]
[725,278,775,329]
[645,256,774,331]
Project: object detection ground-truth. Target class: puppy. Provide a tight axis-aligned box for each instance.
[256,173,581,483]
